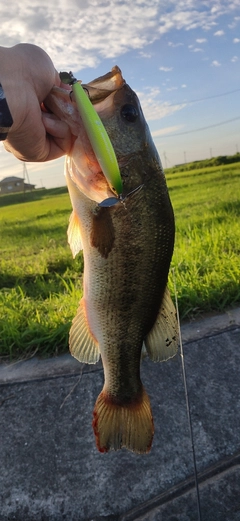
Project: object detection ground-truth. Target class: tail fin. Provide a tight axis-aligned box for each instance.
[92,387,154,453]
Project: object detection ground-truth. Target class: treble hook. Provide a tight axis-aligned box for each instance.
[98,184,144,208]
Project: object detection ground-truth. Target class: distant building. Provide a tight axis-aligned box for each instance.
[0,176,35,194]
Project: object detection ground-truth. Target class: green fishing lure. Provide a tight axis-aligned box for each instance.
[60,71,123,196]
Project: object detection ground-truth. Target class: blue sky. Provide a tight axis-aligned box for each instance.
[0,0,240,188]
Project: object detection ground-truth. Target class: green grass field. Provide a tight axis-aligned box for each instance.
[0,163,239,360]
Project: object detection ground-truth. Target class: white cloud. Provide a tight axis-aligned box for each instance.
[233,38,240,43]
[211,6,221,14]
[214,30,225,36]
[152,125,183,138]
[159,66,173,72]
[181,84,187,88]
[231,55,238,62]
[136,89,186,121]
[196,38,207,43]
[189,43,204,52]
[158,4,223,34]
[144,86,161,97]
[168,41,184,47]
[139,51,152,58]
[0,1,238,72]
[0,1,160,70]
[228,16,240,29]
[211,60,221,66]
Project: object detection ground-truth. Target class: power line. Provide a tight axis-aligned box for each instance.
[167,87,240,107]
[160,116,240,138]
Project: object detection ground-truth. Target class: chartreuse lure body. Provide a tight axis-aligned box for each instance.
[60,71,123,197]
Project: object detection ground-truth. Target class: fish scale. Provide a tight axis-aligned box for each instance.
[45,66,179,453]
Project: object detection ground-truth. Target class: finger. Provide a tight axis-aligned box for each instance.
[4,112,73,162]
[42,112,74,160]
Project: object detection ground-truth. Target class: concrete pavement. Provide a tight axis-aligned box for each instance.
[0,308,240,521]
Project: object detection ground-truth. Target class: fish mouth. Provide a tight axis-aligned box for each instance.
[82,65,125,105]
[45,67,126,203]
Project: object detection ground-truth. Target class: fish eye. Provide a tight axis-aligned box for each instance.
[120,104,139,122]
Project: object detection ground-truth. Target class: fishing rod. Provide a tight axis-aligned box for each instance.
[172,268,202,521]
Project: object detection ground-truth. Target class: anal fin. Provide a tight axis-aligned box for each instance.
[145,286,179,362]
[69,299,100,364]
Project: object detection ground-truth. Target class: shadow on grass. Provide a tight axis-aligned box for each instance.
[1,205,71,242]
[168,169,240,189]
[0,255,84,298]
[0,187,68,208]
[216,200,240,217]
[177,281,240,320]
[0,221,69,240]
[0,320,72,360]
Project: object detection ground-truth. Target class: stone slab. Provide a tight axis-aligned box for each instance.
[0,326,240,520]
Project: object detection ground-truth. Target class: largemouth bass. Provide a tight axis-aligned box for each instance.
[46,66,178,453]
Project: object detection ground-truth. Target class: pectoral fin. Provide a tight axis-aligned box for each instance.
[145,287,179,362]
[69,299,100,364]
[67,210,83,258]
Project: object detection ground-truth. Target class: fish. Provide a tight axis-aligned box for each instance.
[45,66,178,453]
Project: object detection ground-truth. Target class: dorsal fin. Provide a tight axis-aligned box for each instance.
[69,299,100,364]
[145,286,179,362]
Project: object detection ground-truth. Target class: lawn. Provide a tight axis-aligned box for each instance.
[0,187,83,360]
[166,163,240,318]
[0,163,239,360]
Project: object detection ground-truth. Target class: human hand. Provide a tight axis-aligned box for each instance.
[0,43,73,162]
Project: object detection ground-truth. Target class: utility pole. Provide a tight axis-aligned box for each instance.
[163,151,171,169]
[23,162,32,192]
[163,151,167,169]
[23,162,30,184]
